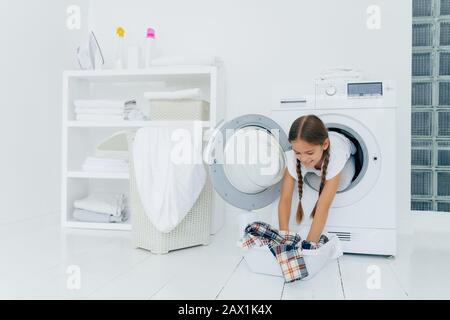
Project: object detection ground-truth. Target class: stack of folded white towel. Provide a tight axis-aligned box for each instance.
[143,88,203,101]
[82,152,129,173]
[73,99,147,121]
[73,192,128,223]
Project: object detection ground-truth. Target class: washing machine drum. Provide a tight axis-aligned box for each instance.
[206,114,291,211]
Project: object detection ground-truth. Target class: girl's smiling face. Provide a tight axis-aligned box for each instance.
[291,138,330,169]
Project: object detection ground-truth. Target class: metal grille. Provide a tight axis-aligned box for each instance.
[327,231,351,242]
[412,0,450,212]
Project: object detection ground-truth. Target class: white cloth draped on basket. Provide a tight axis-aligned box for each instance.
[132,125,206,233]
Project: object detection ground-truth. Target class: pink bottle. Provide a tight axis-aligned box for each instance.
[144,27,156,68]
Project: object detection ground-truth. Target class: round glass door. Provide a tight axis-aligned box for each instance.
[206,114,291,211]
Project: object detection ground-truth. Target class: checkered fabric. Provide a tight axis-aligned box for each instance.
[240,221,309,283]
[301,234,329,250]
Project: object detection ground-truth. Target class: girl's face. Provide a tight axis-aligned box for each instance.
[291,138,329,169]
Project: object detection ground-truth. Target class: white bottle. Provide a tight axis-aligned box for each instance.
[144,27,156,68]
[127,43,140,69]
[114,27,126,69]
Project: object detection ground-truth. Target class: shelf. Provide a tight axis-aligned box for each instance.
[67,171,130,179]
[63,220,131,231]
[66,120,211,128]
[64,66,216,82]
[62,65,223,231]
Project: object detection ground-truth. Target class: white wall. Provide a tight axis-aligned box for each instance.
[0,0,88,223]
[88,0,412,232]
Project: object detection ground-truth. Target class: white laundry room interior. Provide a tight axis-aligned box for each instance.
[1,0,450,302]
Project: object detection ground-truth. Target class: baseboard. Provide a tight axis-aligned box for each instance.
[411,210,450,232]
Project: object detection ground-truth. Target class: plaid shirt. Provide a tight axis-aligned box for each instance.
[301,234,329,250]
[239,222,305,283]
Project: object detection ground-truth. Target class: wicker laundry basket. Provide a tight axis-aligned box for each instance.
[149,100,210,121]
[127,131,212,254]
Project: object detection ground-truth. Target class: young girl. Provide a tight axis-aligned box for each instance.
[278,115,357,243]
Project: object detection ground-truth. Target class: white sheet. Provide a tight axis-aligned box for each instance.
[132,126,206,233]
[300,233,343,281]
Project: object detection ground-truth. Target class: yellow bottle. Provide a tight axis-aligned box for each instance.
[114,27,126,69]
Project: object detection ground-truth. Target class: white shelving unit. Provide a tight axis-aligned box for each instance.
[61,66,225,231]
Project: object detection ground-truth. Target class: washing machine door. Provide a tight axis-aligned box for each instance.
[321,113,382,208]
[204,114,291,211]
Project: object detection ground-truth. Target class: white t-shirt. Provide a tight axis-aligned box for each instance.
[285,131,357,181]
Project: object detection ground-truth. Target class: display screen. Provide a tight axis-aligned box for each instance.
[347,82,383,97]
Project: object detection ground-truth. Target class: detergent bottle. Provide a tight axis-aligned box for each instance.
[144,27,156,68]
[114,26,126,69]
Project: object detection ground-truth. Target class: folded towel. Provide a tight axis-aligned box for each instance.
[74,193,126,217]
[83,156,128,166]
[82,164,129,172]
[76,114,124,121]
[125,109,147,121]
[151,56,222,66]
[82,156,129,172]
[75,105,137,113]
[75,108,125,115]
[73,209,125,223]
[94,150,129,161]
[74,99,136,109]
[143,88,202,100]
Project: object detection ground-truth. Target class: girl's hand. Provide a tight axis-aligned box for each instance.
[278,169,295,232]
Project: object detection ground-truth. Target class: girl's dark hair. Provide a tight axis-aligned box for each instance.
[288,115,330,224]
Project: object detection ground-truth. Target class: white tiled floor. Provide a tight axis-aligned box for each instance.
[1,212,450,300]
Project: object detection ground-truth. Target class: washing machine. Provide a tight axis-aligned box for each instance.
[205,79,397,256]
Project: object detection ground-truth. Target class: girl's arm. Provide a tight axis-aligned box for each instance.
[306,172,341,242]
[278,168,295,231]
